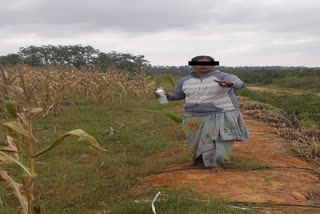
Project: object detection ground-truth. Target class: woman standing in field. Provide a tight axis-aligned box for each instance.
[154,56,250,173]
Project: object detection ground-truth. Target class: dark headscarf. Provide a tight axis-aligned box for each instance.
[191,55,215,62]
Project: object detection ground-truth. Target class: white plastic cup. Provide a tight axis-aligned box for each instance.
[156,88,168,104]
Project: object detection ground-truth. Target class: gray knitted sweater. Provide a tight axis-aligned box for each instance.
[167,70,246,115]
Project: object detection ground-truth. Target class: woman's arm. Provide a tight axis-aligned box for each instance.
[222,74,246,89]
[167,78,186,101]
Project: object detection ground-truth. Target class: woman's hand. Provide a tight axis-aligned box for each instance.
[153,91,161,98]
[165,89,173,96]
[214,80,233,87]
[153,89,173,98]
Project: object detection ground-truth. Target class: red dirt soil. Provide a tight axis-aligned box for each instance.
[142,115,320,214]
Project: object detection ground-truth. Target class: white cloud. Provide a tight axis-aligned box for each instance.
[0,0,319,66]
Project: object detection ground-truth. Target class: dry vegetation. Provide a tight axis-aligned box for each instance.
[238,96,320,165]
[0,66,157,118]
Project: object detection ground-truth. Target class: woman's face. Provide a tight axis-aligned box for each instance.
[192,58,214,74]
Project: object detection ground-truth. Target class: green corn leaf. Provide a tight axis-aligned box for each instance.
[134,108,163,114]
[161,74,176,88]
[32,129,107,158]
[162,109,183,123]
[133,107,183,123]
[104,105,183,124]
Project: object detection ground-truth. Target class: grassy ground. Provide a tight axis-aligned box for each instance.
[247,83,307,95]
[0,95,262,213]
[247,83,320,96]
[267,77,320,93]
[247,75,320,95]
[235,88,320,127]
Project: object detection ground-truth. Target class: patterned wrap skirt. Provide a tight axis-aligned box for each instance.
[182,110,251,167]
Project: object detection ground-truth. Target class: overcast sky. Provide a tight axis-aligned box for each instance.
[1,0,320,67]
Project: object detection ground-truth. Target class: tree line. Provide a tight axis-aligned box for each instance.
[1,44,319,84]
[146,65,320,84]
[0,45,150,72]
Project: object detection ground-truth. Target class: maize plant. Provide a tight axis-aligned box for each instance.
[0,68,107,214]
[0,66,157,117]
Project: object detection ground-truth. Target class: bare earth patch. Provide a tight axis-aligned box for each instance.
[247,86,320,97]
[141,115,320,213]
[247,87,303,95]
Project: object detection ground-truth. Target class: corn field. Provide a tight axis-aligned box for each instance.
[0,65,158,213]
[0,66,157,118]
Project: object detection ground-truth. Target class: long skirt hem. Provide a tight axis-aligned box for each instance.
[182,110,250,167]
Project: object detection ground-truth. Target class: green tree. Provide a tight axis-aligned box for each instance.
[0,54,22,66]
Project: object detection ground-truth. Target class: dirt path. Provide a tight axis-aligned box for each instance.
[141,115,320,213]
